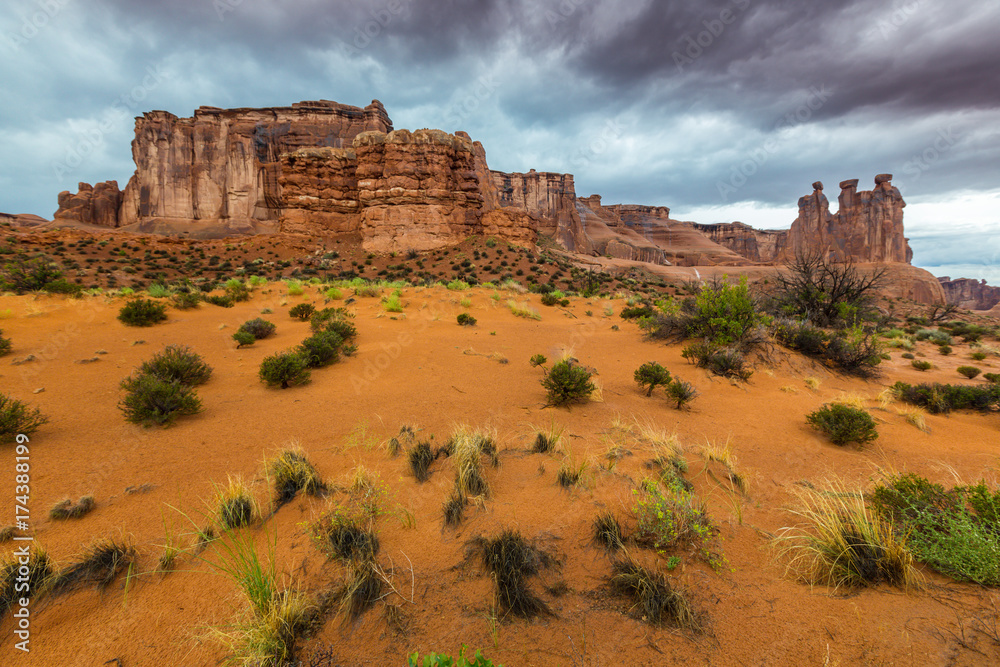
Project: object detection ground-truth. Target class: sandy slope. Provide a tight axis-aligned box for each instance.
[1,286,998,666]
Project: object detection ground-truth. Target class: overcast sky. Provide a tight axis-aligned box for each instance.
[2,0,998,280]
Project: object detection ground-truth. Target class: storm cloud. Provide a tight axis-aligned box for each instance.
[1,0,998,275]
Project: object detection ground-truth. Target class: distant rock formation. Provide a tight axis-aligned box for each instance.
[490,170,591,253]
[54,181,122,227]
[937,277,1000,311]
[785,177,911,263]
[693,221,787,263]
[278,128,535,252]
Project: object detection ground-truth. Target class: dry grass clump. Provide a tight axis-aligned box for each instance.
[49,495,96,520]
[1,547,53,614]
[452,426,498,498]
[609,558,699,629]
[592,511,626,552]
[774,483,921,591]
[702,439,747,496]
[469,529,554,619]
[268,448,325,505]
[635,419,686,473]
[386,424,417,457]
[556,455,588,489]
[408,442,434,482]
[895,406,929,432]
[530,421,564,454]
[337,559,383,622]
[310,509,380,563]
[49,537,137,595]
[215,476,258,529]
[443,490,466,527]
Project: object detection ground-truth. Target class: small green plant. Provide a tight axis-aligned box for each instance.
[911,359,932,371]
[147,283,172,298]
[239,318,276,340]
[382,293,404,313]
[541,359,595,406]
[171,291,201,310]
[288,303,315,321]
[957,365,981,380]
[806,404,878,447]
[633,477,716,565]
[970,351,988,361]
[408,646,501,667]
[259,352,310,389]
[447,279,470,291]
[215,477,257,529]
[233,330,256,348]
[0,393,48,442]
[529,354,547,368]
[0,329,10,356]
[285,280,305,296]
[939,344,953,355]
[634,361,671,397]
[118,299,168,327]
[297,330,344,368]
[138,345,213,386]
[985,373,1000,384]
[665,379,698,409]
[324,287,343,300]
[203,294,234,308]
[457,313,477,326]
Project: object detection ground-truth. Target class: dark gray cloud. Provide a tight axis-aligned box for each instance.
[1,0,998,276]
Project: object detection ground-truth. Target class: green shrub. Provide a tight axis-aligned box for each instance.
[956,366,980,379]
[634,361,671,396]
[147,283,171,298]
[324,287,343,300]
[691,276,766,347]
[0,393,48,442]
[310,308,357,340]
[41,278,83,297]
[232,330,255,348]
[901,352,915,360]
[289,303,315,321]
[773,321,882,377]
[665,380,698,409]
[382,293,403,313]
[891,381,1000,414]
[938,345,953,355]
[297,330,344,368]
[970,351,988,361]
[633,476,717,566]
[911,359,932,371]
[0,256,64,293]
[529,354,547,368]
[456,313,477,326]
[203,294,234,308]
[224,279,250,302]
[682,344,752,381]
[984,373,1000,384]
[118,299,168,327]
[620,304,654,320]
[871,474,1000,586]
[446,280,470,291]
[138,345,213,385]
[806,404,878,446]
[259,352,310,389]
[118,374,202,426]
[238,318,276,340]
[542,360,595,406]
[171,291,201,310]
[0,330,10,356]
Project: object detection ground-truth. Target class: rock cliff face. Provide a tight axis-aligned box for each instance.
[937,277,1000,310]
[117,100,392,230]
[693,221,787,263]
[278,129,535,252]
[53,181,122,227]
[490,170,592,253]
[785,176,911,263]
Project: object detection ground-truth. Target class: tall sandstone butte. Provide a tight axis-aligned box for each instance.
[55,99,393,231]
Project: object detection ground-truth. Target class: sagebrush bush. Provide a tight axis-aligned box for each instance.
[171,291,201,310]
[0,393,48,442]
[239,318,276,340]
[118,299,168,327]
[457,313,477,326]
[666,379,698,409]
[892,381,1000,414]
[806,403,878,446]
[956,366,981,379]
[682,344,753,381]
[911,359,932,371]
[138,345,213,386]
[984,373,1000,384]
[224,279,251,302]
[289,303,315,321]
[119,374,202,426]
[297,330,344,368]
[203,294,234,308]
[773,321,882,377]
[634,361,671,396]
[542,359,595,406]
[232,330,255,348]
[259,352,310,389]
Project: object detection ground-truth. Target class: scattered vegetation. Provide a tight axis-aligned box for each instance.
[773,320,882,377]
[957,365,981,379]
[215,477,258,530]
[49,537,138,595]
[911,359,932,371]
[240,318,277,341]
[665,379,698,409]
[408,647,501,667]
[633,361,671,396]
[457,313,477,326]
[806,404,878,447]
[269,448,325,505]
[138,345,213,386]
[891,381,1000,414]
[469,529,553,619]
[118,373,202,427]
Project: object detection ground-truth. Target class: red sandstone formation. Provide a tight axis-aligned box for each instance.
[53,181,122,227]
[937,277,1000,311]
[692,221,787,263]
[490,170,591,253]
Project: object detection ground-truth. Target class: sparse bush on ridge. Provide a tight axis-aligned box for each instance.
[138,345,213,386]
[118,298,168,327]
[119,374,202,426]
[773,320,882,377]
[239,318,276,340]
[911,359,932,371]
[957,365,981,379]
[457,313,477,326]
[806,403,878,447]
[769,253,887,327]
[891,381,1000,414]
[289,303,315,320]
[634,361,671,397]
